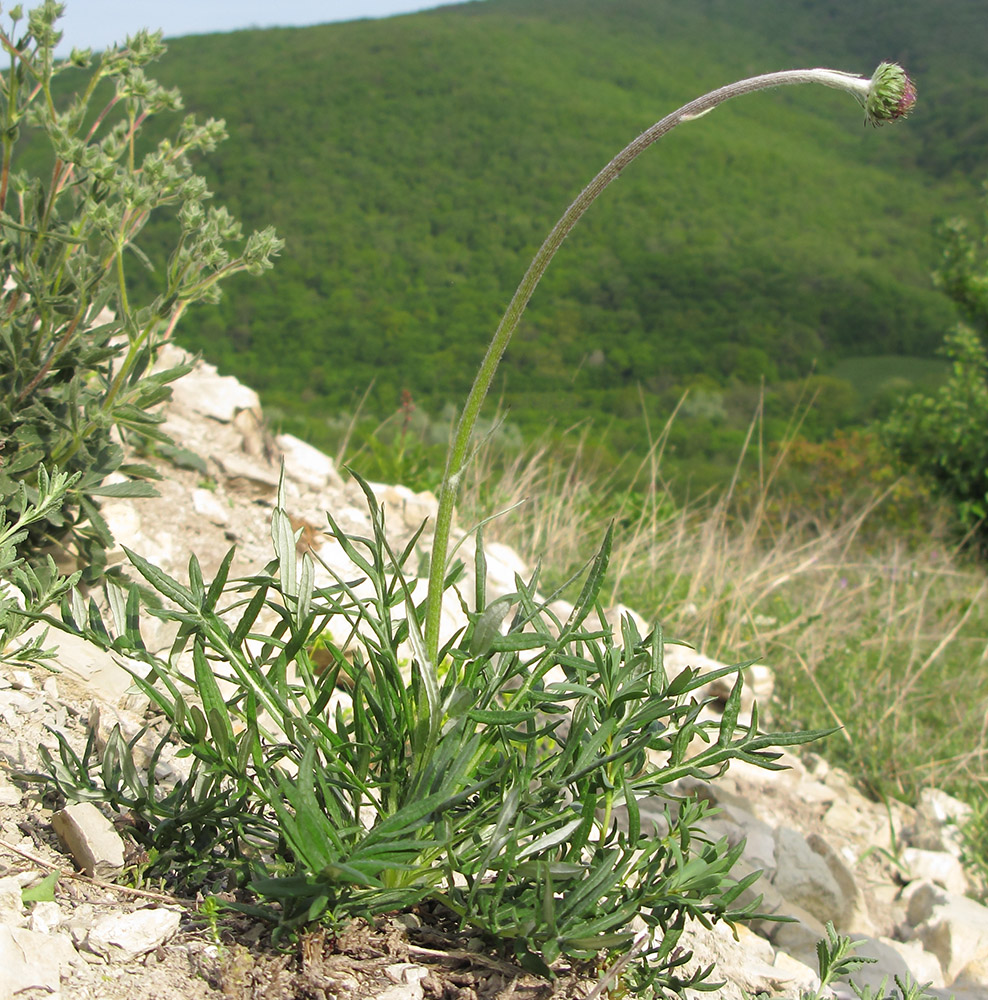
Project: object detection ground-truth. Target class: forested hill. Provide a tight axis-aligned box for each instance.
[109,0,983,455]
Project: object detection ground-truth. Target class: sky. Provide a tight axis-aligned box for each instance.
[51,1,476,58]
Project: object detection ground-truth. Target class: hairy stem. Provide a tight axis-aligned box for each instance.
[423,67,880,663]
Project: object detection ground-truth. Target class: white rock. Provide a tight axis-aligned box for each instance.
[0,577,26,611]
[29,899,63,934]
[769,950,821,995]
[919,787,972,826]
[16,625,141,707]
[192,487,230,526]
[88,703,190,785]
[277,433,344,491]
[906,787,972,858]
[52,801,126,878]
[675,919,773,1000]
[101,500,143,553]
[482,540,530,598]
[64,902,96,948]
[170,366,260,423]
[879,936,945,989]
[772,826,849,927]
[905,882,988,983]
[385,963,429,986]
[824,798,867,835]
[232,406,268,456]
[370,482,438,532]
[0,925,77,996]
[842,934,929,994]
[954,955,988,991]
[768,900,828,965]
[705,803,777,878]
[902,847,970,896]
[795,779,839,806]
[85,907,182,963]
[214,453,280,496]
[0,872,30,924]
[806,831,871,934]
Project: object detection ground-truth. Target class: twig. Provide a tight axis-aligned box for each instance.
[0,836,189,905]
[585,928,650,1000]
[406,942,525,977]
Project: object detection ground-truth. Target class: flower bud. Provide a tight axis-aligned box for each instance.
[865,62,916,126]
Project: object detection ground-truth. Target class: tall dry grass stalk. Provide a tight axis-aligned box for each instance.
[461,405,988,804]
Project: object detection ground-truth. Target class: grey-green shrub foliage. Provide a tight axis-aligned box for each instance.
[0,464,79,666]
[0,2,281,580]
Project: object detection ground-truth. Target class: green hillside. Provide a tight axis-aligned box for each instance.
[90,0,982,469]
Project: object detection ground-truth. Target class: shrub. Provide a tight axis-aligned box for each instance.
[883,324,988,544]
[884,183,988,546]
[758,429,941,542]
[0,2,281,580]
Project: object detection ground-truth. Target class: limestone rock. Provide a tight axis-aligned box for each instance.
[806,831,871,934]
[902,846,970,896]
[14,626,141,708]
[52,801,126,878]
[768,900,828,965]
[369,482,439,536]
[661,643,772,723]
[841,934,931,994]
[277,432,345,491]
[373,961,429,1000]
[88,702,190,785]
[769,950,821,996]
[0,925,77,997]
[905,881,988,983]
[0,872,34,926]
[702,802,777,878]
[771,826,849,928]
[905,787,972,858]
[676,919,773,1000]
[213,452,280,498]
[0,780,19,806]
[879,936,946,989]
[168,360,260,423]
[85,906,182,963]
[192,486,230,526]
[29,899,63,935]
[954,954,988,991]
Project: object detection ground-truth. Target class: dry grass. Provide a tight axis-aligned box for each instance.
[461,405,988,807]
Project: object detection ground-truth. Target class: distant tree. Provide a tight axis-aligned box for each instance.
[884,186,988,544]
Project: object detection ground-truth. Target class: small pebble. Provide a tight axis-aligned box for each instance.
[0,784,21,806]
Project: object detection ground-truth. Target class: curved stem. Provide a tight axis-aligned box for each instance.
[423,68,874,662]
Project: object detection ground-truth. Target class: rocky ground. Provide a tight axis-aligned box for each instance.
[2,347,987,1000]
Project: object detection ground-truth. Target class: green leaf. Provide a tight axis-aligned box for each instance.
[466,708,536,725]
[717,673,744,747]
[124,547,198,613]
[22,871,59,903]
[469,596,512,657]
[516,818,584,860]
[87,481,158,498]
[562,524,612,634]
[193,641,234,756]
